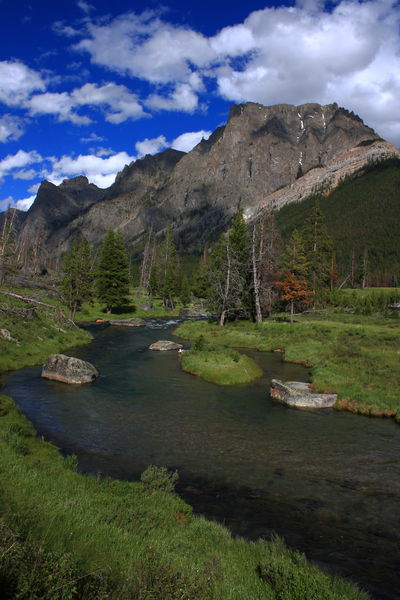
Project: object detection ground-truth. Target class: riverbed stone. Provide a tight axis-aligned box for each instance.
[109,318,146,327]
[149,340,183,351]
[41,354,99,384]
[270,379,337,408]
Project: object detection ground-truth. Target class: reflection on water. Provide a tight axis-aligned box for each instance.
[2,320,400,599]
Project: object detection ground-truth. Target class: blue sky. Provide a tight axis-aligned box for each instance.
[0,0,399,211]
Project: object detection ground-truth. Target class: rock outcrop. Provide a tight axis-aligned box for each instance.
[15,102,399,265]
[149,340,183,351]
[179,307,211,318]
[41,354,99,384]
[270,379,337,408]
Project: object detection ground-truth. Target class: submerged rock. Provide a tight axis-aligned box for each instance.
[270,379,337,408]
[109,318,146,327]
[41,354,99,384]
[149,340,183,351]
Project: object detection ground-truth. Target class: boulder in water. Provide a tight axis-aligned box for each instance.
[270,379,337,408]
[149,340,183,351]
[109,318,146,327]
[41,354,99,384]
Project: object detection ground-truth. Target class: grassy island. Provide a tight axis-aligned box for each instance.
[175,309,400,421]
[180,344,262,385]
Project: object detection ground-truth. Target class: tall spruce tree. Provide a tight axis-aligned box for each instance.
[301,200,334,295]
[278,229,311,321]
[150,225,180,309]
[60,237,94,320]
[96,228,130,313]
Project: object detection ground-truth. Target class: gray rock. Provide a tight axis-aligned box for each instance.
[270,379,337,408]
[41,354,99,384]
[179,307,210,318]
[109,318,146,327]
[149,340,183,351]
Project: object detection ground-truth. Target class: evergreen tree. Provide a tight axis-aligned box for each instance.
[179,274,192,306]
[96,228,130,313]
[150,225,180,309]
[300,200,334,295]
[60,237,94,320]
[280,229,309,279]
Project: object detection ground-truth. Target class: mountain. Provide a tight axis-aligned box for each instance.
[15,101,399,271]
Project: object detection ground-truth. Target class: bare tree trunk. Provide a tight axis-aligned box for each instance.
[140,229,153,291]
[252,225,262,324]
[290,299,294,323]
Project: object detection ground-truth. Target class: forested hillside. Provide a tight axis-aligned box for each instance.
[276,158,400,286]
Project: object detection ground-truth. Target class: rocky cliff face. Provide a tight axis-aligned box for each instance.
[16,102,399,264]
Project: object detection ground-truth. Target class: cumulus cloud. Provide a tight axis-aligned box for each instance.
[15,195,36,211]
[146,83,199,113]
[0,150,43,181]
[28,82,147,124]
[0,61,45,107]
[46,150,136,188]
[135,135,168,157]
[0,196,14,211]
[0,115,24,143]
[171,130,212,152]
[12,168,38,180]
[70,2,400,143]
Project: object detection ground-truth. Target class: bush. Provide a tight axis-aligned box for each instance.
[140,465,179,493]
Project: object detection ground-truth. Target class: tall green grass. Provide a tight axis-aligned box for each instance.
[0,394,369,599]
[181,343,262,385]
[175,313,400,419]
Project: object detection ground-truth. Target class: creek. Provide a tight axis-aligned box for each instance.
[2,319,400,599]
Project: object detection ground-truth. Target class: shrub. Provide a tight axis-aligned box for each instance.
[140,465,179,493]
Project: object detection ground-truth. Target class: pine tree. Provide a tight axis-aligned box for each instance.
[301,200,334,296]
[96,228,130,313]
[280,229,309,279]
[179,274,191,306]
[60,237,94,320]
[150,225,180,309]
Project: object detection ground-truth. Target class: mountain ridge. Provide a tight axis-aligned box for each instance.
[13,101,399,268]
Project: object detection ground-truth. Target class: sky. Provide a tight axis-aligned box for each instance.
[0,0,399,212]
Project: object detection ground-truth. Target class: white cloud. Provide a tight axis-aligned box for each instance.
[16,195,36,211]
[146,83,199,113]
[0,115,24,143]
[213,1,400,143]
[0,196,14,211]
[135,135,167,157]
[46,151,136,188]
[12,168,38,180]
[28,82,147,124]
[77,0,94,14]
[28,183,40,194]
[171,130,212,152]
[80,132,105,143]
[0,60,45,107]
[0,150,43,180]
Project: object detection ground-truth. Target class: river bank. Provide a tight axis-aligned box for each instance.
[175,311,400,422]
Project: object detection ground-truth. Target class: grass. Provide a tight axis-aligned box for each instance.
[0,288,91,373]
[75,291,181,322]
[175,310,400,420]
[180,344,262,385]
[0,393,369,600]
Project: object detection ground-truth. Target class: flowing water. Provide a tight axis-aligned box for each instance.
[2,320,400,599]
